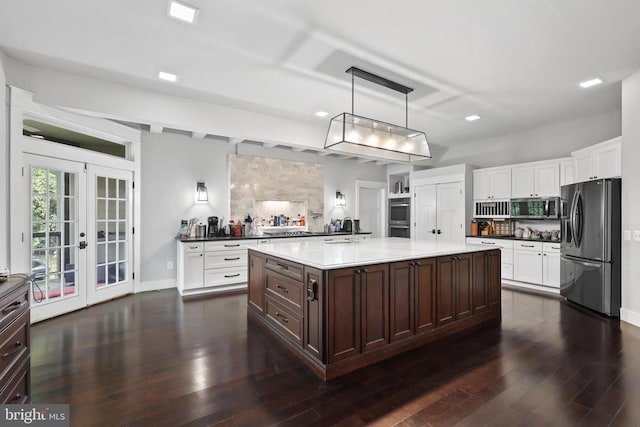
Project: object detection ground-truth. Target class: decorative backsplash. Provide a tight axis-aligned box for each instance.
[229,154,324,231]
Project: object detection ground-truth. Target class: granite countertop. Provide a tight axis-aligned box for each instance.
[177,231,372,242]
[249,237,497,270]
[466,234,561,244]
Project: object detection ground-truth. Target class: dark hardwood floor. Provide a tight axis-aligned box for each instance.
[31,288,640,427]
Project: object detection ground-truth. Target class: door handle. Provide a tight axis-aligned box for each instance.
[437,229,442,234]
[79,241,87,249]
[431,229,436,234]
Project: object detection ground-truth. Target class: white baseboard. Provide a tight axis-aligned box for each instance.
[136,279,176,293]
[621,307,640,328]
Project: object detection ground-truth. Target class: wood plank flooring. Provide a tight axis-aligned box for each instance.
[31,288,640,426]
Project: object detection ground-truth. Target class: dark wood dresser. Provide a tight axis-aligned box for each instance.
[0,275,31,404]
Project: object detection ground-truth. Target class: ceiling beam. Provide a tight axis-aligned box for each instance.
[263,142,278,148]
[150,124,164,134]
[318,151,333,156]
[192,132,207,139]
[228,138,244,145]
[291,147,306,152]
[375,160,392,166]
[357,158,375,164]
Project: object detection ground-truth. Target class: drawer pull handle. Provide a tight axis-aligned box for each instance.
[13,394,21,402]
[275,312,289,323]
[224,244,241,248]
[189,246,199,249]
[276,263,289,270]
[2,301,23,315]
[307,279,317,301]
[275,284,289,293]
[224,273,241,278]
[224,257,241,261]
[521,245,535,248]
[481,241,495,245]
[3,341,23,359]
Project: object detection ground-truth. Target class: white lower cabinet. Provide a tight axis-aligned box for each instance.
[466,237,513,280]
[512,241,560,289]
[542,242,561,288]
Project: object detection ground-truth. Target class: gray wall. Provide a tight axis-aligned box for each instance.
[621,70,640,324]
[0,50,8,269]
[139,132,387,288]
[437,109,621,168]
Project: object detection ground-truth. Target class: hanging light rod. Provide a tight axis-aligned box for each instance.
[345,67,414,94]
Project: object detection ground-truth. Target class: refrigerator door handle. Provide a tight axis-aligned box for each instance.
[575,192,584,248]
[561,255,602,268]
[569,191,578,247]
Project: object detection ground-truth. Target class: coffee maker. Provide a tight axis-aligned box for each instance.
[207,216,218,238]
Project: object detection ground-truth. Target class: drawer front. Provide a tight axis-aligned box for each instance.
[204,250,247,269]
[0,357,29,404]
[501,263,513,280]
[0,284,29,333]
[265,256,304,282]
[514,241,543,251]
[0,310,29,382]
[467,238,513,249]
[265,296,303,347]
[204,241,249,251]
[500,248,513,265]
[204,266,247,286]
[183,242,203,253]
[265,270,303,314]
[543,242,561,253]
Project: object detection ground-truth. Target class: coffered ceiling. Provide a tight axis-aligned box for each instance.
[1,0,639,157]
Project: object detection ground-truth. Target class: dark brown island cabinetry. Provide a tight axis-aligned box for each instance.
[247,249,501,380]
[0,276,31,404]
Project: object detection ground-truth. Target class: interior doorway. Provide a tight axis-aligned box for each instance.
[355,180,386,237]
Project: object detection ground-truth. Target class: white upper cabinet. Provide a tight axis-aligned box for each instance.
[572,137,621,182]
[511,161,559,198]
[560,158,575,186]
[473,167,511,200]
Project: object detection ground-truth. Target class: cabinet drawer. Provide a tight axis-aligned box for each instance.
[183,242,203,253]
[265,256,304,282]
[204,241,249,251]
[265,296,303,347]
[204,250,247,269]
[500,248,513,264]
[467,238,513,249]
[543,242,561,253]
[514,241,543,251]
[204,266,247,286]
[0,310,29,383]
[0,284,29,333]
[265,269,303,314]
[0,357,29,404]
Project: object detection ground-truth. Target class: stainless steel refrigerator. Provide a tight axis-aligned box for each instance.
[560,178,621,317]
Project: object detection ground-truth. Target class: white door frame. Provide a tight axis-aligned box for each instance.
[9,87,141,320]
[355,180,387,237]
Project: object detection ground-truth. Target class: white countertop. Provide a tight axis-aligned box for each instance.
[248,237,496,270]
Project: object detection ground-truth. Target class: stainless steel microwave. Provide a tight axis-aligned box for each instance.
[510,197,560,219]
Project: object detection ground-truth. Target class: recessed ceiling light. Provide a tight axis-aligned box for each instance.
[167,0,199,24]
[465,115,481,122]
[579,78,603,88]
[315,111,329,117]
[158,71,178,82]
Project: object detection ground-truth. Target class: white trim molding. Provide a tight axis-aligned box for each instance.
[621,308,640,328]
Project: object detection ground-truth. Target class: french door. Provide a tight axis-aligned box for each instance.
[414,182,464,244]
[28,154,133,321]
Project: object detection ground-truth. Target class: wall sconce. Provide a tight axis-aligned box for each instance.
[196,181,208,202]
[335,191,346,207]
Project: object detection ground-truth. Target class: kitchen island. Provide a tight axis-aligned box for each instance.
[247,238,501,380]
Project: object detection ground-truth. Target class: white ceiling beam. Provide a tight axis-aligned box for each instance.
[318,151,333,156]
[150,124,164,134]
[263,142,278,148]
[357,158,375,164]
[228,138,244,145]
[192,132,207,139]
[375,160,392,166]
[291,147,306,152]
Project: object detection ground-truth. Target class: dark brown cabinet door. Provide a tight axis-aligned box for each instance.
[436,257,456,326]
[487,250,501,307]
[456,254,473,319]
[390,261,414,342]
[327,268,361,363]
[472,252,489,314]
[304,267,324,362]
[248,252,265,314]
[361,264,389,352]
[414,258,436,334]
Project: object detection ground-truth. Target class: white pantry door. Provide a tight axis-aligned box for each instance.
[414,184,437,241]
[436,182,464,244]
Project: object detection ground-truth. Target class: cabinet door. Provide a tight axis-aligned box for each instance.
[534,162,560,197]
[593,142,621,179]
[183,252,204,290]
[511,166,535,198]
[248,252,265,313]
[487,250,501,306]
[304,267,324,361]
[360,264,389,352]
[472,253,488,314]
[436,257,456,326]
[542,253,561,288]
[437,182,465,244]
[414,258,436,334]
[414,184,437,241]
[473,170,491,200]
[327,268,361,362]
[513,250,543,284]
[390,261,414,342]
[456,254,473,319]
[491,168,512,199]
[574,152,593,182]
[560,159,576,186]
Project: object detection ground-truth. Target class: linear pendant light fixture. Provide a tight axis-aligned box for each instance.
[324,67,431,163]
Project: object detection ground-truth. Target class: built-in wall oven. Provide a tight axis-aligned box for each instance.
[389,197,411,238]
